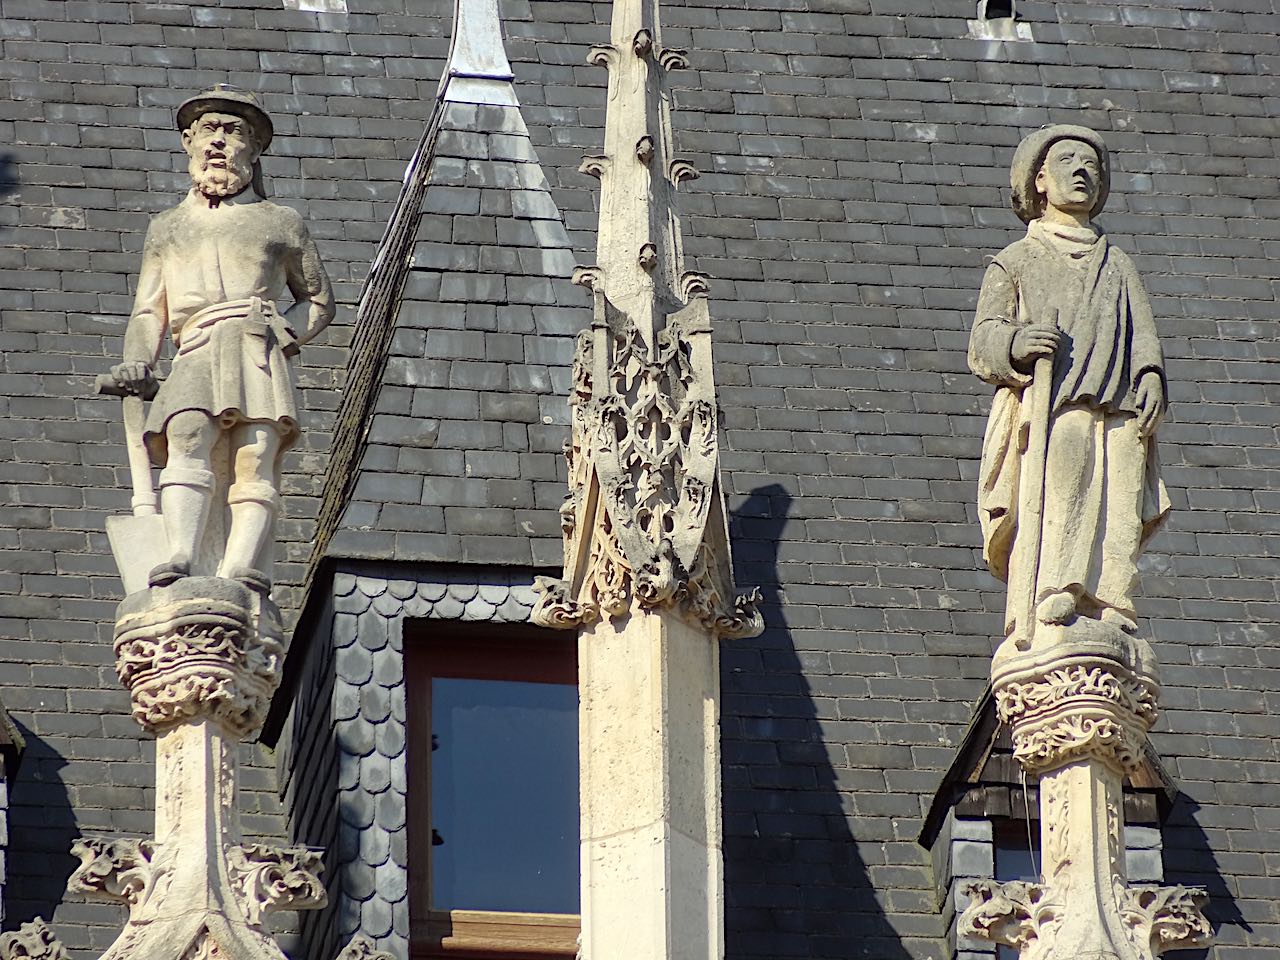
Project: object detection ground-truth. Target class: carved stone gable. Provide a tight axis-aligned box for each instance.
[535,291,760,639]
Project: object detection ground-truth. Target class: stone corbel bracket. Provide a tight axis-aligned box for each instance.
[112,577,283,737]
[69,837,161,921]
[227,843,328,926]
[0,919,71,960]
[992,630,1159,775]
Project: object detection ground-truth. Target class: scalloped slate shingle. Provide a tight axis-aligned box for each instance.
[301,568,539,960]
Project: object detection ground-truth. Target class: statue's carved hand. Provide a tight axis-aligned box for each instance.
[110,361,156,398]
[1010,323,1061,373]
[1135,370,1164,437]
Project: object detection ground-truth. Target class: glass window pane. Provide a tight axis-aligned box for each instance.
[430,677,579,914]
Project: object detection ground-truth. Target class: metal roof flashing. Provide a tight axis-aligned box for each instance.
[439,0,518,106]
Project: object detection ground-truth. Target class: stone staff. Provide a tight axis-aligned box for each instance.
[1007,309,1055,652]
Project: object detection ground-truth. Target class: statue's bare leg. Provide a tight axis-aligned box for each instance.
[151,409,219,587]
[217,421,283,591]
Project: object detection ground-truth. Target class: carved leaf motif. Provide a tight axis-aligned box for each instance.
[227,844,327,927]
[0,920,70,960]
[334,937,396,960]
[960,879,1061,951]
[69,838,159,919]
[1120,885,1213,956]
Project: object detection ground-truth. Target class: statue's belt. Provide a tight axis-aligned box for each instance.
[174,297,298,364]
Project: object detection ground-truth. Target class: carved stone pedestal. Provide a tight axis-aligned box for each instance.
[959,622,1212,960]
[64,578,324,960]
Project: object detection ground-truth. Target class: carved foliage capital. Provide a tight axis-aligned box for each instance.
[995,659,1157,773]
[227,843,327,926]
[113,586,282,736]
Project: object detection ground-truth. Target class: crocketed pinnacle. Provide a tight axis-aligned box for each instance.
[533,0,760,640]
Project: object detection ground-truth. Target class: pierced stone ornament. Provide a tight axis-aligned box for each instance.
[533,295,761,639]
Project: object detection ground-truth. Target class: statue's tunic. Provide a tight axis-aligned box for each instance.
[130,190,331,466]
[969,220,1170,625]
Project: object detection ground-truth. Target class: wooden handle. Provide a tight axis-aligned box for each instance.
[96,371,160,516]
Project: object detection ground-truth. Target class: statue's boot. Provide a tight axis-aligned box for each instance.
[1036,589,1077,625]
[150,467,214,587]
[217,481,278,592]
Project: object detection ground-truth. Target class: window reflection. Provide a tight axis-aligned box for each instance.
[430,677,579,914]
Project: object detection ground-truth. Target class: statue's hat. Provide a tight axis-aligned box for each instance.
[1009,124,1109,224]
[176,85,274,152]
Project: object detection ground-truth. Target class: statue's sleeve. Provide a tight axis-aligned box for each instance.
[123,224,168,366]
[1125,261,1164,389]
[968,260,1031,388]
[285,223,336,344]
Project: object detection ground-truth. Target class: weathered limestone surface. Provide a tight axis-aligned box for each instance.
[531,0,758,955]
[101,85,335,597]
[959,126,1212,960]
[1,89,342,960]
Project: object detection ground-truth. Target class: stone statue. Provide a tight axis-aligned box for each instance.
[969,124,1169,642]
[69,89,335,960]
[107,85,335,593]
[959,127,1212,960]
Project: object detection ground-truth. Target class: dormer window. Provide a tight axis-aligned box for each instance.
[968,0,1030,39]
[980,0,1016,20]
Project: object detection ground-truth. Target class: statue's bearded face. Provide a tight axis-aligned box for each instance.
[1035,139,1101,218]
[182,111,259,199]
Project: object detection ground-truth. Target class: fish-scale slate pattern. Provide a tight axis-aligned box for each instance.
[323,96,589,572]
[288,567,538,960]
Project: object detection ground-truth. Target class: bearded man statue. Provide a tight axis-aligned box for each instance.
[109,85,335,592]
[969,125,1170,639]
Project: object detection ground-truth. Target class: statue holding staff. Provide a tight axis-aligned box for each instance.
[969,124,1169,643]
[105,85,335,593]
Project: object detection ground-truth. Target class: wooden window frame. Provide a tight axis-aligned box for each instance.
[406,622,580,960]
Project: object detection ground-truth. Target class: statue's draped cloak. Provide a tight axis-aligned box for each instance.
[969,222,1170,614]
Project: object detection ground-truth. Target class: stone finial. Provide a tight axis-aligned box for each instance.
[439,0,517,105]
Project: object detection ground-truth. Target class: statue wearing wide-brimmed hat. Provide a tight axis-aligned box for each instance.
[104,84,335,595]
[969,124,1169,643]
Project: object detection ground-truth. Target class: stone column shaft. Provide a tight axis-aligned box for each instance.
[578,613,722,960]
[533,1,761,959]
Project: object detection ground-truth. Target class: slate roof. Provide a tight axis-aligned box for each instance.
[4,0,1280,957]
[307,54,588,590]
